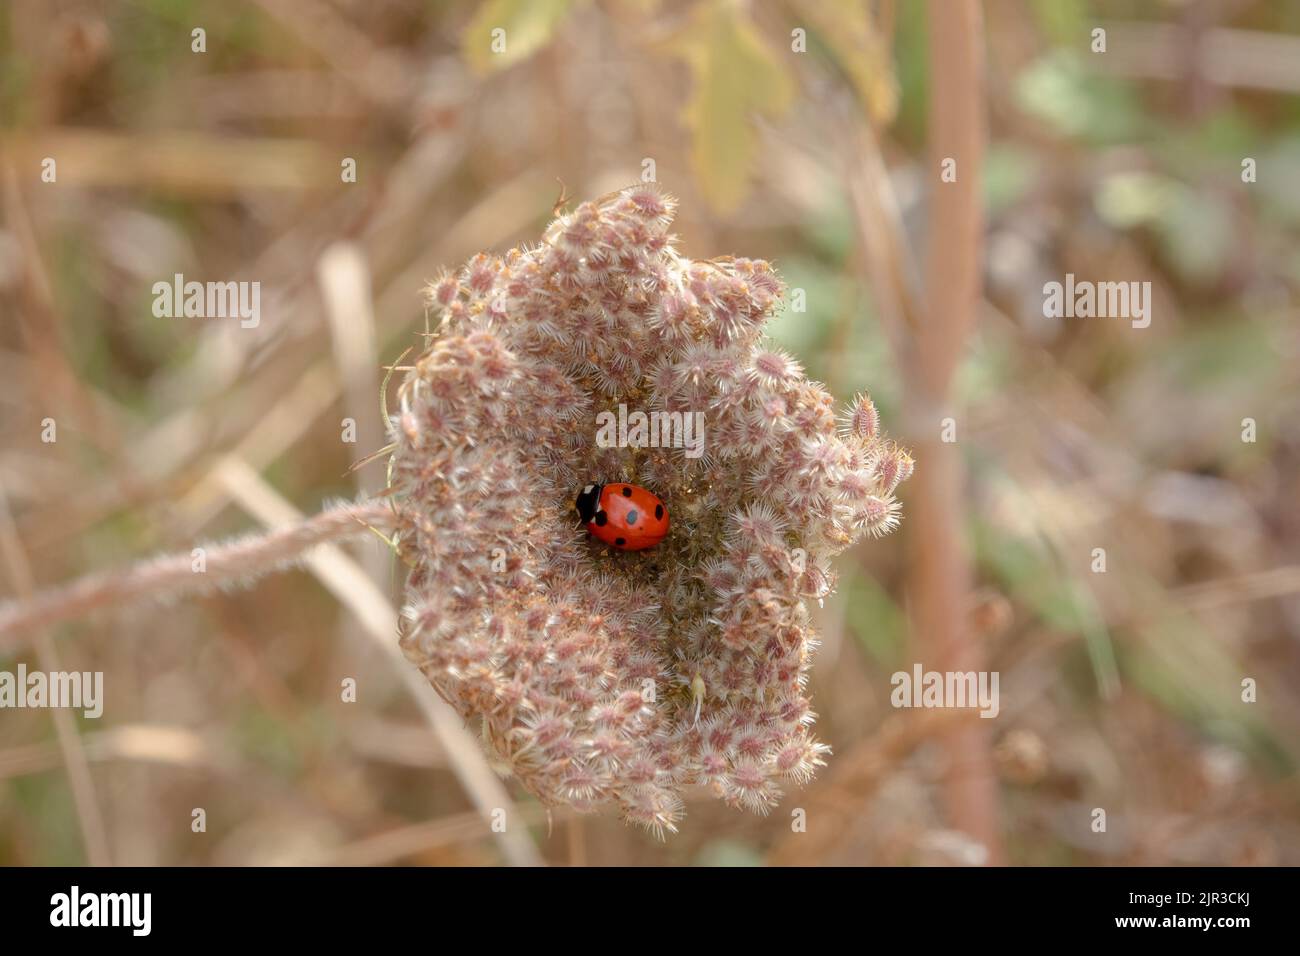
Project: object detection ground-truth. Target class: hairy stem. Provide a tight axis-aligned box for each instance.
[0,499,396,649]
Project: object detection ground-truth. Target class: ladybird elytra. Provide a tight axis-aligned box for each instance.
[575,482,669,551]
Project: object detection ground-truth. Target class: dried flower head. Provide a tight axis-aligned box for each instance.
[388,185,911,835]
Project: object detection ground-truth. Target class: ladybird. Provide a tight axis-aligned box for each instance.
[575,482,669,551]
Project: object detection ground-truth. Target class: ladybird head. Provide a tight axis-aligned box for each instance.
[574,483,602,523]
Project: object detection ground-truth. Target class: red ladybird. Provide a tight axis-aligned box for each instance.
[575,482,669,551]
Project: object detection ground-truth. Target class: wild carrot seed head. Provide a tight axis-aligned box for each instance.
[388,186,910,835]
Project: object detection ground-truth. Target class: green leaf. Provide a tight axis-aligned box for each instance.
[843,563,906,669]
[983,144,1041,216]
[461,0,576,74]
[667,0,794,213]
[1025,0,1089,48]
[1015,51,1142,144]
[795,0,897,126]
[693,839,764,866]
[971,510,1119,699]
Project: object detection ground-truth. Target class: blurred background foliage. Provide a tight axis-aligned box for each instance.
[1,0,1298,865]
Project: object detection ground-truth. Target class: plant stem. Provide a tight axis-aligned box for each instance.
[910,0,1004,863]
[0,499,395,649]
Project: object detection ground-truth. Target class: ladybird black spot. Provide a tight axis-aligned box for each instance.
[595,512,608,526]
[622,486,633,496]
[655,504,663,520]
[614,537,626,547]
[626,509,638,525]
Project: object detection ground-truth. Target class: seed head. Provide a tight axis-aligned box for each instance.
[388,186,910,835]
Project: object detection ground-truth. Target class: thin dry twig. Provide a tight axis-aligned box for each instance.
[0,485,112,865]
[317,241,384,498]
[324,804,561,867]
[0,724,226,780]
